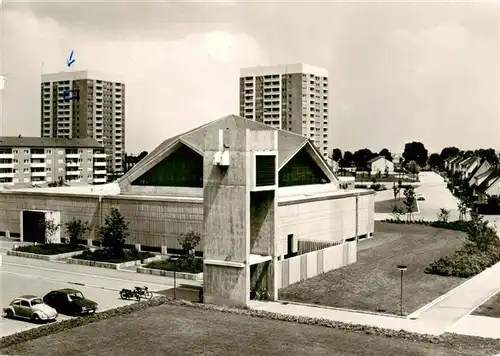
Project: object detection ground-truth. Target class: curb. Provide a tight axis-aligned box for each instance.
[409,262,500,319]
[277,300,408,319]
[444,285,500,334]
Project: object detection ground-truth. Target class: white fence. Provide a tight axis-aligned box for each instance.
[276,240,357,289]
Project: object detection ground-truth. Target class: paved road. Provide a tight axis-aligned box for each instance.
[374,171,460,221]
[0,254,200,337]
[375,172,500,233]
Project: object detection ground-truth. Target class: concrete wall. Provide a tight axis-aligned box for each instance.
[275,241,357,289]
[275,192,373,257]
[0,188,373,254]
[0,192,203,250]
[202,128,252,307]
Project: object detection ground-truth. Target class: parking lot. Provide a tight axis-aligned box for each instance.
[0,253,196,337]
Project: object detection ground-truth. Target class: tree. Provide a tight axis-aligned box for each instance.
[352,148,375,169]
[439,147,460,163]
[38,216,61,244]
[403,186,416,221]
[379,148,392,162]
[475,148,498,165]
[99,208,130,256]
[65,218,89,246]
[392,182,400,201]
[437,208,451,223]
[332,148,342,162]
[405,160,421,179]
[428,153,442,169]
[403,141,428,168]
[458,200,469,221]
[339,151,353,168]
[137,151,148,160]
[177,231,201,269]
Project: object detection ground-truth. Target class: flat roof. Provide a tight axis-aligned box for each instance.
[0,137,102,149]
[42,70,124,84]
[240,63,328,78]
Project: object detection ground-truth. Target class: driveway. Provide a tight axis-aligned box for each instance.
[0,253,199,337]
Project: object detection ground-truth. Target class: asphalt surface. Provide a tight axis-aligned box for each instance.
[374,171,500,233]
[0,252,199,337]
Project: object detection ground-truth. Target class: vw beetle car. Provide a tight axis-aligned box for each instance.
[43,288,98,316]
[3,295,58,323]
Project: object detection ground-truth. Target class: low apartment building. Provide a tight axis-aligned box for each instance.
[0,137,107,185]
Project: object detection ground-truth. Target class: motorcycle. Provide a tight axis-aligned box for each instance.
[134,286,153,300]
[119,288,141,301]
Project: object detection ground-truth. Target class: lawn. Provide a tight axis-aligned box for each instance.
[73,248,154,263]
[3,304,500,356]
[471,291,500,318]
[14,243,87,255]
[279,222,468,315]
[374,198,418,214]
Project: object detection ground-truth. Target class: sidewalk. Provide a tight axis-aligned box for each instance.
[411,261,500,332]
[249,300,438,335]
[249,260,500,338]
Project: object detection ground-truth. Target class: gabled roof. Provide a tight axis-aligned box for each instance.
[118,115,334,188]
[454,156,469,166]
[448,156,462,165]
[468,159,486,180]
[459,156,476,169]
[444,155,457,164]
[477,169,499,190]
[367,156,391,164]
[485,176,500,195]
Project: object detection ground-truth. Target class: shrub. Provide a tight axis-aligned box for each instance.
[425,214,500,278]
[75,248,154,263]
[65,218,89,246]
[425,242,500,278]
[15,243,86,255]
[437,208,451,223]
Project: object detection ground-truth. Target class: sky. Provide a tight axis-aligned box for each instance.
[0,0,498,155]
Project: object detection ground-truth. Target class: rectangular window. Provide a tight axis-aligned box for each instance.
[255,155,276,187]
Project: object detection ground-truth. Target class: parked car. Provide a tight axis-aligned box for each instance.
[3,295,58,323]
[43,288,98,316]
[417,193,425,201]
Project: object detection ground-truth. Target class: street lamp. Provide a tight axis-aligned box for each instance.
[397,265,407,316]
[170,256,179,299]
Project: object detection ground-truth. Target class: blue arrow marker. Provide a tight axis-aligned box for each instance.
[66,49,75,68]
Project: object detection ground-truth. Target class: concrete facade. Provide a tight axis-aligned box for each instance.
[239,64,330,161]
[0,137,106,185]
[41,70,125,175]
[0,115,375,307]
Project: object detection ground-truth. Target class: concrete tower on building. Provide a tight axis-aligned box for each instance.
[239,64,330,160]
[41,70,125,177]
